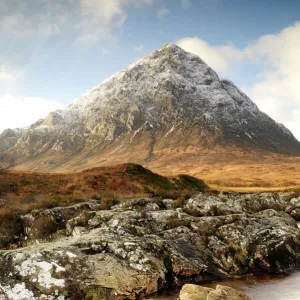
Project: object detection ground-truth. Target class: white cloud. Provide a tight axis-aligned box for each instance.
[243,23,300,140]
[0,0,66,39]
[157,8,169,18]
[0,65,24,95]
[0,14,61,38]
[75,0,131,43]
[176,22,300,141]
[0,94,63,133]
[0,0,153,43]
[285,121,300,141]
[176,37,242,74]
[181,0,191,9]
[77,0,153,43]
[80,0,125,26]
[0,65,19,82]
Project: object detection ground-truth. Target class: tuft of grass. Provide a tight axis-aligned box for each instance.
[99,194,120,210]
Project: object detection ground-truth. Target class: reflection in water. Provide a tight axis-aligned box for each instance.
[152,272,300,300]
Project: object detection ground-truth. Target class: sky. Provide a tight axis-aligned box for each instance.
[1,0,300,139]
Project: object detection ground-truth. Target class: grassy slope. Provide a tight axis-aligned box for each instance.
[0,163,208,247]
[142,147,300,192]
[0,163,208,205]
[13,145,300,192]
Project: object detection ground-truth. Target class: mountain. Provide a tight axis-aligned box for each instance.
[1,44,300,179]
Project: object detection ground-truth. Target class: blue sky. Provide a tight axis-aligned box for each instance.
[1,0,300,139]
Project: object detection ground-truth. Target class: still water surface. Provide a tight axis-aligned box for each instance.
[153,272,300,300]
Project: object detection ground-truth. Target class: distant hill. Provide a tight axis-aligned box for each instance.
[0,163,208,248]
[0,163,208,206]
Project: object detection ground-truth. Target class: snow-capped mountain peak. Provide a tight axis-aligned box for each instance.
[0,44,299,171]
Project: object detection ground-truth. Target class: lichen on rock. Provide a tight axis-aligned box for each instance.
[180,283,251,300]
[1,192,300,299]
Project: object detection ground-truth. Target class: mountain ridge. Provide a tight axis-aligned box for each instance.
[1,43,300,174]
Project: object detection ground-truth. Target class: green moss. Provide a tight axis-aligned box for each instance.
[84,286,115,300]
[85,292,97,300]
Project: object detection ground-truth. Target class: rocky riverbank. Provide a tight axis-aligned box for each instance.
[1,191,300,299]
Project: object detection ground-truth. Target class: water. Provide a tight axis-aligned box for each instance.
[152,272,300,300]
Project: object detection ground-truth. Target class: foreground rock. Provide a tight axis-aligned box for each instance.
[22,200,102,243]
[180,284,251,300]
[0,193,300,299]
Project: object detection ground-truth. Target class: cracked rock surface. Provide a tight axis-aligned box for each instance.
[1,192,300,299]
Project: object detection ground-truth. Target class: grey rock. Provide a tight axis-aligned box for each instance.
[1,193,300,299]
[180,284,251,300]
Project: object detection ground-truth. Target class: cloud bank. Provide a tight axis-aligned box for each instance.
[0,0,154,43]
[0,95,63,133]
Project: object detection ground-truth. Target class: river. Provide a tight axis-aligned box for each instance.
[152,272,300,299]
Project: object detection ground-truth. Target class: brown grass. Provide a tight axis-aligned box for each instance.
[144,146,300,192]
[0,163,208,206]
[12,143,300,192]
[0,163,208,248]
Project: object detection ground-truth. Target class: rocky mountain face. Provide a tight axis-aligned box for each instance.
[1,44,300,172]
[0,192,300,299]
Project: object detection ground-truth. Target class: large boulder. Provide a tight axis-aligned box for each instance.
[180,284,214,300]
[21,201,101,243]
[183,192,288,217]
[180,284,251,300]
